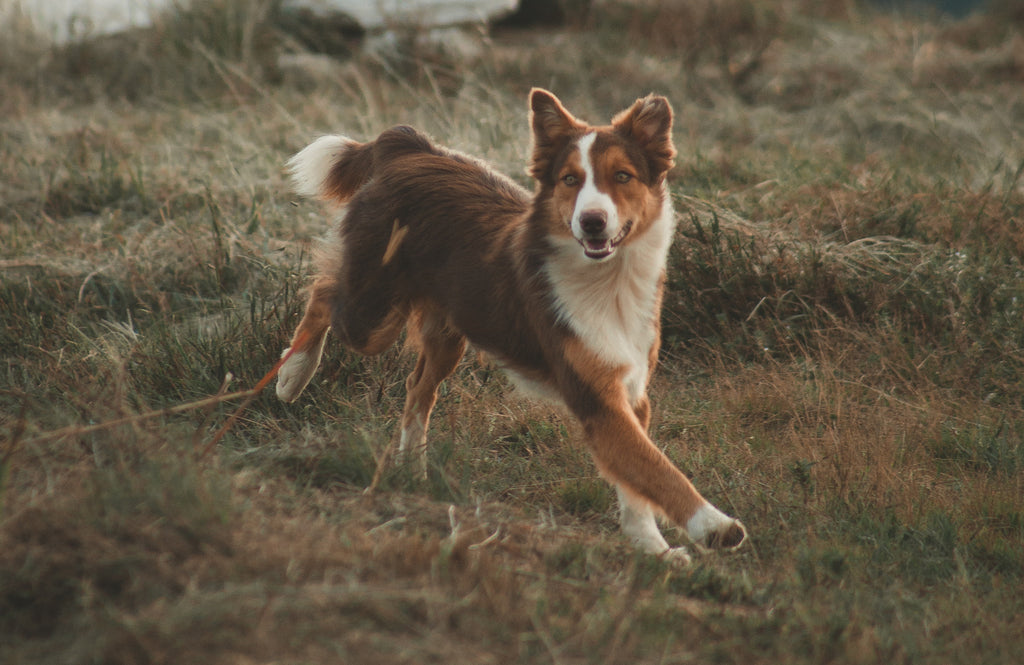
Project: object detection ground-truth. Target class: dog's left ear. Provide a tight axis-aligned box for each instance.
[613,95,676,179]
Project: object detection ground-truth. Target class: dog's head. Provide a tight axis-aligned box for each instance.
[528,88,676,261]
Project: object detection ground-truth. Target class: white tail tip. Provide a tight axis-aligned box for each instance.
[287,135,353,199]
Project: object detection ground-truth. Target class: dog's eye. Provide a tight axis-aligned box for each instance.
[615,171,633,184]
[561,174,579,187]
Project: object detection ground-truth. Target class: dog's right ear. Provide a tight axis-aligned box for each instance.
[529,88,583,181]
[530,88,579,144]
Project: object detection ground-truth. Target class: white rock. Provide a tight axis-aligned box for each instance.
[282,0,519,30]
[9,0,519,44]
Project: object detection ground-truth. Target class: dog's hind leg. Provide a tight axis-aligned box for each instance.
[277,276,335,403]
[398,311,467,479]
[278,267,409,402]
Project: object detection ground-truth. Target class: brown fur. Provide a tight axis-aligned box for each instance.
[280,89,747,554]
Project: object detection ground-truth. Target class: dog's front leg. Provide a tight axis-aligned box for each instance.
[577,393,747,556]
[616,485,693,563]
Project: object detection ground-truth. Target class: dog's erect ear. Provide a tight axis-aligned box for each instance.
[529,88,583,181]
[613,94,676,179]
[530,88,579,144]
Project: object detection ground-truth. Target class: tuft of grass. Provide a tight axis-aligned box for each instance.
[558,478,614,517]
[266,427,380,489]
[664,196,1024,404]
[929,419,1024,477]
[0,439,234,638]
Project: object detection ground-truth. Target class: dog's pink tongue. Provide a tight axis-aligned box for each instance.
[584,239,612,259]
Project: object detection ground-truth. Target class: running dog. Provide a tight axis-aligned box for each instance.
[276,89,747,560]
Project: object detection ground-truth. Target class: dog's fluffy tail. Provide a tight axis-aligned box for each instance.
[287,135,373,204]
[287,126,434,204]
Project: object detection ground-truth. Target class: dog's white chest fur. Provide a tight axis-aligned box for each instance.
[544,197,675,405]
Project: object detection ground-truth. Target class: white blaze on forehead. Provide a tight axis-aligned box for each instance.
[544,169,676,408]
[571,132,621,238]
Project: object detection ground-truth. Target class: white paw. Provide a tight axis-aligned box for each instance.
[687,504,748,551]
[705,519,747,551]
[396,416,428,480]
[276,331,328,403]
[276,349,317,402]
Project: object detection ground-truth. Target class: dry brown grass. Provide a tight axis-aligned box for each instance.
[2,1,1023,663]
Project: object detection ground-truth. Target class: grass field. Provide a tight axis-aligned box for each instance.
[2,0,1023,662]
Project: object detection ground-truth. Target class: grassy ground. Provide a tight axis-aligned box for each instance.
[2,0,1023,662]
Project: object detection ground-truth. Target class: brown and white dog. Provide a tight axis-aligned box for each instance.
[276,89,747,561]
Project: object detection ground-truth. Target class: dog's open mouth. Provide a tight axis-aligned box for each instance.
[580,220,633,260]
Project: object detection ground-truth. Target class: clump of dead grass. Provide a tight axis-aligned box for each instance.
[0,430,766,665]
[665,195,1024,405]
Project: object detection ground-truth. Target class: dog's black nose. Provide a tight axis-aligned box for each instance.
[580,211,607,235]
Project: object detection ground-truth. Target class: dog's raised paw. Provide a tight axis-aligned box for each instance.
[276,331,328,403]
[276,348,317,402]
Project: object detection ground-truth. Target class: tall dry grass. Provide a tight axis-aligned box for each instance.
[1,1,1023,663]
